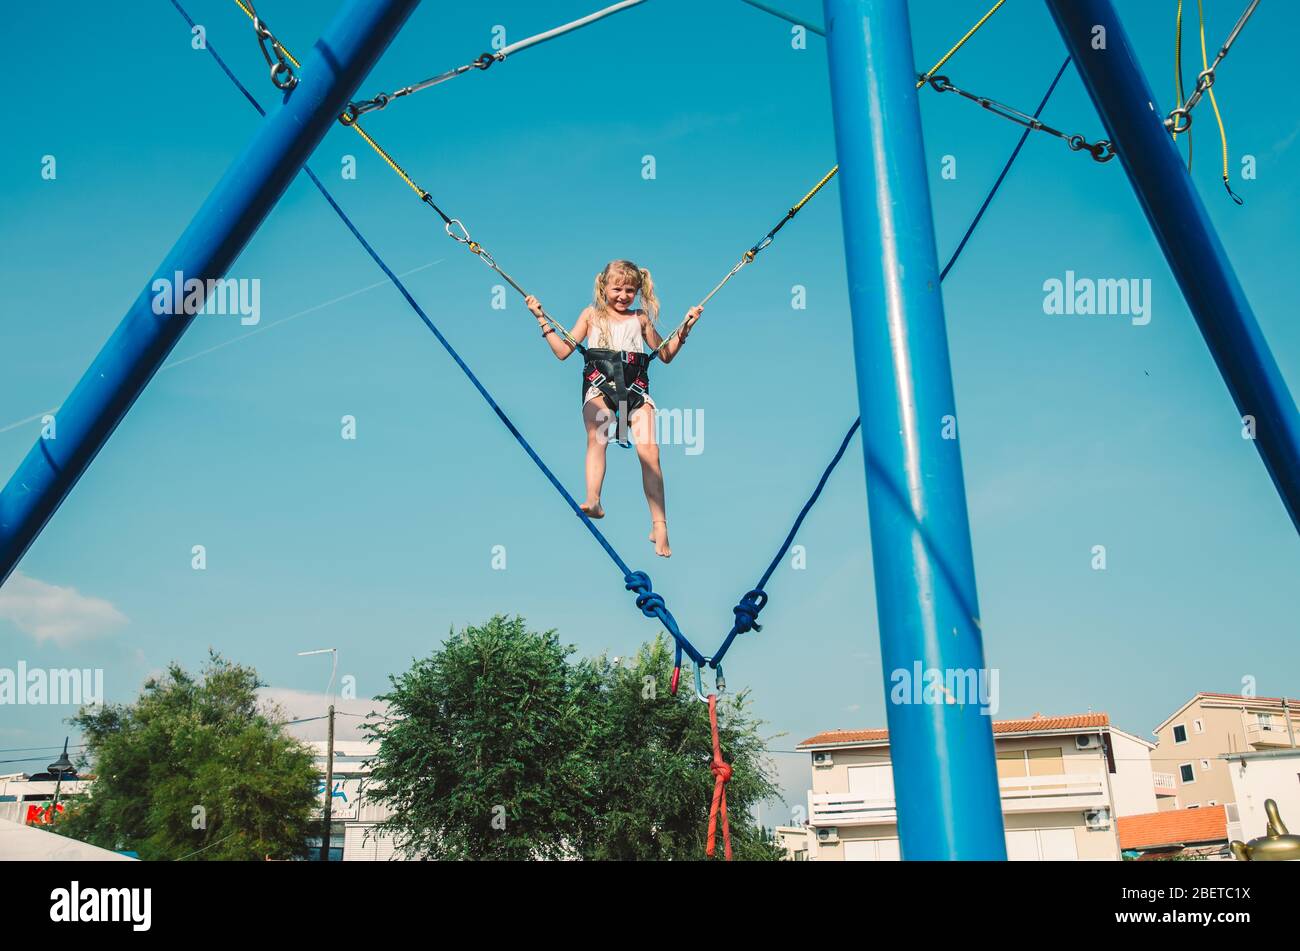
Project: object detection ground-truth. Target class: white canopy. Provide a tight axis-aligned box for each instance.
[0,818,136,861]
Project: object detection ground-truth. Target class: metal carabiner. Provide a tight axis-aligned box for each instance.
[748,233,775,260]
[253,16,297,91]
[692,661,725,704]
[444,218,473,245]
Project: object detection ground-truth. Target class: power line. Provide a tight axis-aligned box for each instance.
[0,743,88,755]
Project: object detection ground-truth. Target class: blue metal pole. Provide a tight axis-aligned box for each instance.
[1046,0,1300,536]
[821,0,1005,859]
[0,0,421,586]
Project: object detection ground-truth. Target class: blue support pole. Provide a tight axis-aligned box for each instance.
[1046,0,1300,536]
[821,0,1005,859]
[0,0,421,586]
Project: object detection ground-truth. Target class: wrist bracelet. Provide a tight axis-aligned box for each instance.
[542,328,554,338]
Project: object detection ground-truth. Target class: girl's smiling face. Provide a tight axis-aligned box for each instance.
[605,275,638,313]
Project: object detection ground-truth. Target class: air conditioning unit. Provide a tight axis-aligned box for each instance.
[816,827,840,844]
[1075,734,1103,750]
[1084,808,1111,830]
[812,751,834,768]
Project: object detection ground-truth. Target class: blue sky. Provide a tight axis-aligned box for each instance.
[2,0,1297,820]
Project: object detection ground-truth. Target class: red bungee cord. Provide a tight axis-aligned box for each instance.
[706,694,733,860]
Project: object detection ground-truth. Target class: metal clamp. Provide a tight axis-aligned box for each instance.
[270,61,297,90]
[926,74,956,94]
[342,93,392,124]
[1067,135,1116,163]
[1165,108,1193,134]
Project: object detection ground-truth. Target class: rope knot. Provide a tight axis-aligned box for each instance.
[732,589,768,635]
[624,571,664,617]
[711,760,733,783]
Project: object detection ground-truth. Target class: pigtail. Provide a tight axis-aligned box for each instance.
[637,267,660,323]
[590,268,611,348]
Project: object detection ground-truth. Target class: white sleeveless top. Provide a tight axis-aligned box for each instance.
[587,312,645,353]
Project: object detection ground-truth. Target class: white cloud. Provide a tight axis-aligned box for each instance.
[0,572,127,646]
[257,687,388,742]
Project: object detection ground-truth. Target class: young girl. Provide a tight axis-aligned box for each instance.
[526,260,701,558]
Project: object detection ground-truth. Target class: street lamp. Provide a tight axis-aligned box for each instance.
[298,648,337,862]
[47,737,75,821]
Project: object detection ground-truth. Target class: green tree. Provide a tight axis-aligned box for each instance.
[365,617,783,860]
[365,615,597,859]
[55,651,318,861]
[586,635,784,861]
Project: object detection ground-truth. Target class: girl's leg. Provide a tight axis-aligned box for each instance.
[581,398,611,518]
[630,405,670,557]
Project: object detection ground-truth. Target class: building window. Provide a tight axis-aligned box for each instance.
[1192,719,1204,734]
[1005,828,1078,861]
[1172,724,1188,744]
[1187,803,1200,809]
[996,747,1066,779]
[1200,759,1211,771]
[1258,713,1275,730]
[1208,800,1218,806]
[1179,763,1196,783]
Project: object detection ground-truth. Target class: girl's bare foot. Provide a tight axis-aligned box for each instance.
[650,520,671,557]
[580,500,605,519]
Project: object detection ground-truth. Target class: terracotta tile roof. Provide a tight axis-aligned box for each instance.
[1197,692,1300,705]
[798,713,1110,748]
[1118,805,1228,850]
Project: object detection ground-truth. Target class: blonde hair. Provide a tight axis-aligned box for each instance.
[589,260,659,348]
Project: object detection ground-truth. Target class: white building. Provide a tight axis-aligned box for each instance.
[1222,748,1300,844]
[0,773,91,827]
[797,713,1159,860]
[774,825,809,860]
[308,740,407,861]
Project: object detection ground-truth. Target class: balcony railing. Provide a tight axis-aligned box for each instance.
[999,773,1108,812]
[1244,721,1299,749]
[808,773,1109,827]
[808,791,897,826]
[1153,771,1177,794]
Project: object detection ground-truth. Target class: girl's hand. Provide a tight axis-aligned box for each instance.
[525,295,546,320]
[682,305,703,336]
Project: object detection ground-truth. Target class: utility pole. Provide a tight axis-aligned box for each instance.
[299,647,339,862]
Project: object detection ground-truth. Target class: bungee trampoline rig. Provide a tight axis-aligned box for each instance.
[0,0,1294,860]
